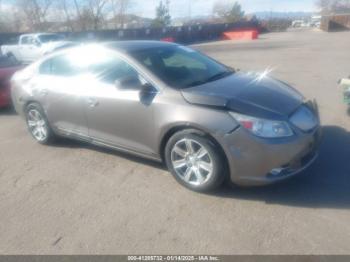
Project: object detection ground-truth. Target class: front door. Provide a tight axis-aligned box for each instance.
[84,57,157,156]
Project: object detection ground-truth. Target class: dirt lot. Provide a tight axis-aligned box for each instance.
[1,29,350,255]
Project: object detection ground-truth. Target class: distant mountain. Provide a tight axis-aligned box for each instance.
[170,12,317,26]
[252,11,315,20]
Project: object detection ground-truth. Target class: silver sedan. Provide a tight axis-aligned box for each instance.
[11,41,321,192]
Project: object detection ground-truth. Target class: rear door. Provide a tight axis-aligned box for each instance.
[34,54,89,138]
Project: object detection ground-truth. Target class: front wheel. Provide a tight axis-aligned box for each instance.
[7,53,19,64]
[25,103,55,144]
[165,130,226,192]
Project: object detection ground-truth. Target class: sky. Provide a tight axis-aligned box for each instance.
[131,0,318,18]
[1,0,318,18]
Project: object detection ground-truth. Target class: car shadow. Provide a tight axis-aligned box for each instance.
[0,106,17,115]
[52,125,350,209]
[215,125,350,209]
[52,137,167,171]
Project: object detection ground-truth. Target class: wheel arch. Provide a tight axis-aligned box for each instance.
[159,124,230,176]
[23,100,50,120]
[24,100,42,112]
[6,52,17,60]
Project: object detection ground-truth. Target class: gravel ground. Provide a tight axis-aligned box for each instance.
[1,29,350,254]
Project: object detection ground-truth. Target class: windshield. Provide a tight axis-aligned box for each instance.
[38,34,65,43]
[131,45,233,89]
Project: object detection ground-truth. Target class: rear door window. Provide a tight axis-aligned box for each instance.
[39,59,52,75]
[38,54,81,77]
[51,56,77,76]
[38,47,140,84]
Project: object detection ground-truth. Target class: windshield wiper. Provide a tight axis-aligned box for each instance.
[185,71,234,88]
[205,71,233,83]
[186,80,207,88]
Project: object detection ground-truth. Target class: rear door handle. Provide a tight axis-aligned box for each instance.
[87,97,99,107]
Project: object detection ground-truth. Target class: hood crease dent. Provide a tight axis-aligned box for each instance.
[181,72,304,120]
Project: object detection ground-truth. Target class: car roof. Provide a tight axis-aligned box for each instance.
[38,41,179,64]
[104,40,178,53]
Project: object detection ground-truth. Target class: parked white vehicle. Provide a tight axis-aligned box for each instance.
[291,20,310,28]
[0,33,75,64]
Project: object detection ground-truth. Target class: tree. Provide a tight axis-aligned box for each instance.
[55,0,76,31]
[153,0,171,27]
[16,0,54,31]
[316,0,350,14]
[59,0,109,31]
[54,0,91,31]
[86,0,109,30]
[213,0,245,23]
[110,0,131,29]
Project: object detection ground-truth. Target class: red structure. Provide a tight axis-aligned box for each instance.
[0,63,24,108]
[222,29,259,41]
[160,37,175,42]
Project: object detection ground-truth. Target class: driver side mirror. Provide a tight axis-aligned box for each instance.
[115,75,156,94]
[115,75,157,105]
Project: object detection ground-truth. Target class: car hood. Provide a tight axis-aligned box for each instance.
[181,72,304,119]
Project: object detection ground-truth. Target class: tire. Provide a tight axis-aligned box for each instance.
[165,129,226,192]
[7,53,19,64]
[25,103,56,144]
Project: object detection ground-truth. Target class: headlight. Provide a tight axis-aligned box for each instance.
[230,112,293,138]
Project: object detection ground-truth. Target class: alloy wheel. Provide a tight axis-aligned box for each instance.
[170,138,213,186]
[27,109,48,142]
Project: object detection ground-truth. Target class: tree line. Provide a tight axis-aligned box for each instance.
[0,0,134,32]
[316,0,350,13]
[2,0,349,34]
[0,0,247,33]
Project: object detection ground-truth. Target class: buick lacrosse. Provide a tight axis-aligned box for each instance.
[11,41,321,192]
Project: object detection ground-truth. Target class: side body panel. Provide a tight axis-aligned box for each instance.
[30,74,89,137]
[84,80,157,156]
[154,89,239,154]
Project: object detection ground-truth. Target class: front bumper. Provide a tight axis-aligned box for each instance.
[217,125,321,186]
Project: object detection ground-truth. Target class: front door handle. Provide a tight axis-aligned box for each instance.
[87,97,99,107]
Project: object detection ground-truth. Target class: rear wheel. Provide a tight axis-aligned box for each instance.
[25,103,55,144]
[165,130,226,192]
